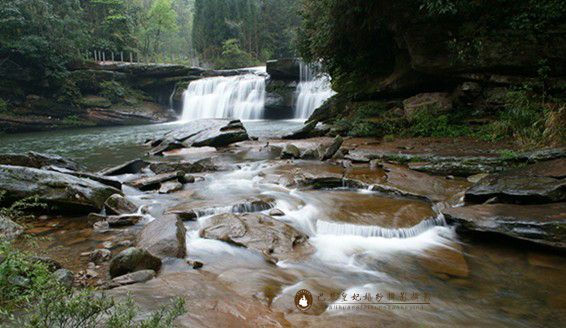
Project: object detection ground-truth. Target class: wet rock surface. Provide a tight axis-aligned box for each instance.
[443,203,566,249]
[100,159,148,176]
[200,213,311,263]
[104,194,138,215]
[148,119,249,155]
[137,216,187,258]
[126,171,184,191]
[0,165,120,213]
[0,151,78,170]
[0,215,23,241]
[109,247,162,278]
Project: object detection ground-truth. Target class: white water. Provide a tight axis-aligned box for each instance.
[181,73,266,120]
[294,62,336,119]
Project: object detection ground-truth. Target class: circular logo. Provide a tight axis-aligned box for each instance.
[294,289,313,311]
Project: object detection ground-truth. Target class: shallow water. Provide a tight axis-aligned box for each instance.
[5,122,565,327]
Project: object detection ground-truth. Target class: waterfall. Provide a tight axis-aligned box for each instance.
[315,215,446,239]
[181,74,266,121]
[294,62,336,119]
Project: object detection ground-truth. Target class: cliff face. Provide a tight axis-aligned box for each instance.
[303,0,565,145]
[0,62,261,133]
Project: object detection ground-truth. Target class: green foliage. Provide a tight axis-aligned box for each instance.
[216,39,258,69]
[498,149,519,160]
[0,243,186,327]
[0,192,47,220]
[100,81,126,103]
[407,110,471,138]
[0,98,7,113]
[480,87,564,146]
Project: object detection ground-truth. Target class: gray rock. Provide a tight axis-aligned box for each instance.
[0,151,78,170]
[168,196,275,220]
[137,216,187,258]
[403,92,453,119]
[281,144,301,159]
[0,165,120,213]
[93,220,110,233]
[104,194,138,215]
[149,157,222,174]
[100,159,148,176]
[443,203,566,249]
[111,269,156,287]
[46,166,122,190]
[282,121,329,139]
[148,119,249,155]
[200,213,310,263]
[266,58,301,81]
[159,181,183,194]
[126,171,184,191]
[109,247,162,278]
[321,135,344,160]
[269,209,285,216]
[9,275,30,288]
[107,214,143,227]
[465,160,566,204]
[53,268,74,287]
[89,248,112,264]
[0,215,23,241]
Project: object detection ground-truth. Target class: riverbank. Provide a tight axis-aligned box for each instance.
[1,119,564,326]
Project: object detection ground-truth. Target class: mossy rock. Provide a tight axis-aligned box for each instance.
[78,96,112,108]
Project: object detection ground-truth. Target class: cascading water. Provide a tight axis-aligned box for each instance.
[294,62,336,119]
[181,73,266,121]
[315,215,447,239]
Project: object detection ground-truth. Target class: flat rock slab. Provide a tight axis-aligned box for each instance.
[464,160,566,204]
[443,203,566,249]
[0,165,120,213]
[100,159,148,176]
[126,171,184,191]
[137,216,187,258]
[105,194,138,215]
[200,213,311,263]
[108,271,290,327]
[149,119,249,155]
[0,151,78,170]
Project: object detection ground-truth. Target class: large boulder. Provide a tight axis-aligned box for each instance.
[199,213,310,263]
[149,119,249,155]
[0,165,120,213]
[443,203,566,249]
[0,152,78,170]
[402,92,453,118]
[266,58,301,81]
[109,247,162,278]
[137,216,187,258]
[104,194,138,215]
[0,215,23,241]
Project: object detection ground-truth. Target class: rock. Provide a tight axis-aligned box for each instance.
[0,151,78,170]
[126,171,184,191]
[137,216,187,258]
[102,241,114,249]
[187,260,204,269]
[402,92,453,118]
[107,271,291,327]
[0,165,120,213]
[149,157,222,174]
[77,95,112,108]
[266,58,301,81]
[420,243,469,278]
[321,135,343,160]
[269,209,285,216]
[443,203,566,249]
[167,196,275,220]
[9,275,30,288]
[47,166,122,189]
[159,181,183,194]
[464,165,566,204]
[90,249,112,264]
[107,214,143,227]
[111,269,156,287]
[93,221,110,233]
[0,215,23,241]
[180,174,195,184]
[105,194,138,215]
[109,247,162,278]
[100,159,148,176]
[467,173,490,183]
[282,121,329,139]
[148,119,249,155]
[281,144,301,159]
[53,268,74,287]
[200,213,310,263]
[300,146,324,160]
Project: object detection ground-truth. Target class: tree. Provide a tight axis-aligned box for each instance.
[139,0,179,57]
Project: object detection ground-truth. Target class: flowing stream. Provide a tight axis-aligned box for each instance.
[294,62,336,119]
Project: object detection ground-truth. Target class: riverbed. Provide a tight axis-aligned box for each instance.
[4,121,565,327]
